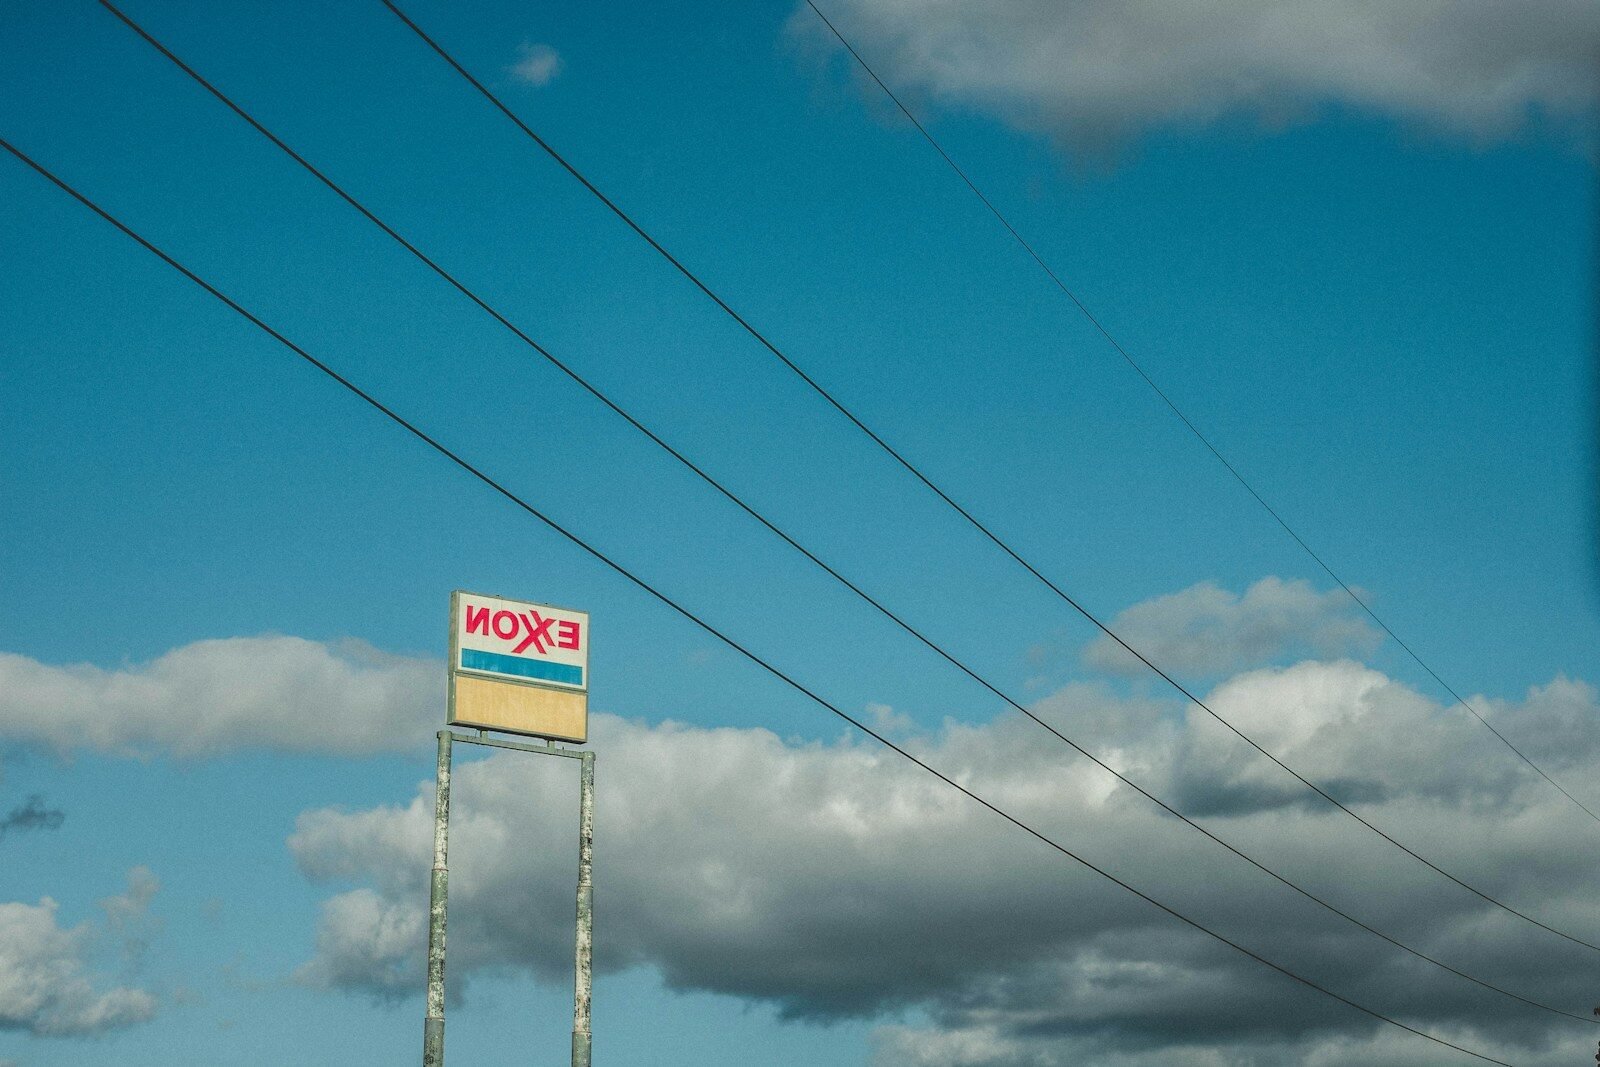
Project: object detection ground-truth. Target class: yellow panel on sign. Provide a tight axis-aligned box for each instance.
[449,673,588,743]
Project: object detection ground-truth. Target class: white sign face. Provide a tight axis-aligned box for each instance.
[452,591,589,692]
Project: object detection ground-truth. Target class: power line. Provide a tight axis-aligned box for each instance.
[91,0,1599,1021]
[0,135,1521,1066]
[369,0,1600,953]
[800,0,1600,829]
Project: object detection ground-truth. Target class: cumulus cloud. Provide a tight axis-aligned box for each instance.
[1081,577,1378,677]
[510,42,563,87]
[0,869,159,1037]
[292,668,1600,1064]
[0,637,438,757]
[794,0,1600,151]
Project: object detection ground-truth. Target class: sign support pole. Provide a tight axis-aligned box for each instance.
[432,591,593,1064]
[422,729,452,1067]
[419,730,594,1066]
[572,750,595,1067]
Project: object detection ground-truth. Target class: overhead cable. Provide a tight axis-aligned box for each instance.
[0,135,1520,1066]
[92,0,1600,1017]
[367,0,1600,952]
[801,0,1600,828]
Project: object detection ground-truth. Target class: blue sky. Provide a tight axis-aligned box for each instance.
[1,1,1597,1064]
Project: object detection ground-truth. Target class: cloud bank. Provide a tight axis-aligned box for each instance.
[5,602,1596,1060]
[0,637,438,757]
[796,0,1600,150]
[0,869,159,1037]
[292,668,1600,1064]
[1082,576,1378,678]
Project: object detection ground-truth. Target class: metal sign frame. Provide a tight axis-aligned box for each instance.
[423,729,594,1067]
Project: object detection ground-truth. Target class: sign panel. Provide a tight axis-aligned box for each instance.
[448,590,589,742]
[454,591,588,690]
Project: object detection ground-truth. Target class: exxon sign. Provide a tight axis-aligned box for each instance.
[453,592,588,692]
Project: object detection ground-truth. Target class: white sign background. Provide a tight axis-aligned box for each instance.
[452,591,589,692]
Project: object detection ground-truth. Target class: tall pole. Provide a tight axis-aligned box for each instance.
[571,751,595,1067]
[423,730,453,1067]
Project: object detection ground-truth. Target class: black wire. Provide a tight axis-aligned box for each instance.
[0,134,1520,1066]
[90,0,1599,1022]
[370,0,1600,954]
[800,0,1600,828]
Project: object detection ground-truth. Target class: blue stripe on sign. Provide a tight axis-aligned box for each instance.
[460,649,584,687]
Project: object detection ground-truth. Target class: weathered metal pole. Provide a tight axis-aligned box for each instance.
[423,730,453,1067]
[571,750,595,1067]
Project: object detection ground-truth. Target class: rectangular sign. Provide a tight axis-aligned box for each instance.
[453,591,588,691]
[448,590,589,742]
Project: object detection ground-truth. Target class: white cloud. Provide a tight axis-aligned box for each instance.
[1081,577,1378,677]
[100,866,161,967]
[795,0,1600,151]
[296,889,423,996]
[0,870,159,1037]
[0,637,438,757]
[5,618,1595,1060]
[99,866,159,932]
[510,42,563,87]
[291,668,1600,1064]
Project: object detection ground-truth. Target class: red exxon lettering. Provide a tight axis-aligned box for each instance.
[491,611,519,640]
[557,620,581,650]
[514,610,554,654]
[464,605,491,635]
